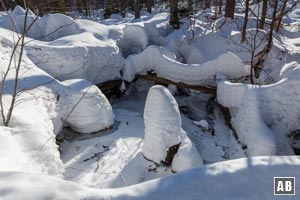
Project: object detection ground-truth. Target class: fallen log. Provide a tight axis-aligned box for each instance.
[136,74,216,94]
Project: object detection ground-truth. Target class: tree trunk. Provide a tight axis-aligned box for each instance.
[266,0,278,52]
[259,0,267,29]
[134,0,140,19]
[205,0,211,9]
[170,0,179,29]
[219,0,222,14]
[225,0,235,19]
[275,0,288,32]
[241,0,249,43]
[118,0,125,17]
[146,0,152,13]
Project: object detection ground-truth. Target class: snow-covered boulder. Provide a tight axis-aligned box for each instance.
[63,79,114,134]
[123,46,250,86]
[117,25,148,57]
[26,32,124,84]
[40,13,81,41]
[143,85,183,164]
[143,85,202,170]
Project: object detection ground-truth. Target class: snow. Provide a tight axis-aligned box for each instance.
[143,85,184,164]
[172,136,203,172]
[123,46,250,85]
[117,25,148,57]
[217,77,300,155]
[1,3,300,199]
[26,32,124,84]
[193,120,209,130]
[2,156,300,200]
[63,79,114,134]
[143,85,202,171]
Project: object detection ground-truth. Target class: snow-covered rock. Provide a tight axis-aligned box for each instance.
[123,46,250,86]
[143,85,183,164]
[0,27,116,176]
[40,13,81,41]
[172,136,203,172]
[193,120,209,130]
[26,32,124,84]
[117,25,148,57]
[63,79,114,134]
[143,85,202,170]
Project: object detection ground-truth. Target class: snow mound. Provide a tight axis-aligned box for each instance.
[143,85,183,164]
[40,13,81,41]
[117,25,148,57]
[172,136,203,172]
[0,27,116,176]
[123,46,250,86]
[63,79,114,134]
[218,83,276,156]
[144,22,166,46]
[143,85,202,170]
[26,32,124,84]
[279,61,300,80]
[217,77,300,155]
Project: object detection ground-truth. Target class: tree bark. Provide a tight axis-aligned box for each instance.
[266,0,278,52]
[146,0,152,13]
[134,0,140,19]
[259,0,267,29]
[219,0,222,14]
[225,0,235,19]
[170,0,179,29]
[241,0,249,43]
[205,0,211,9]
[275,0,288,32]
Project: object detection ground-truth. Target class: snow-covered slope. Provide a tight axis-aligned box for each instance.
[0,27,115,175]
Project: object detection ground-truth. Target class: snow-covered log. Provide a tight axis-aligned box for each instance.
[123,46,250,85]
[143,85,202,170]
[217,64,300,155]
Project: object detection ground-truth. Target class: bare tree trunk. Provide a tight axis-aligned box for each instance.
[266,0,278,52]
[219,0,222,14]
[146,0,152,13]
[118,0,125,17]
[205,0,211,9]
[225,0,235,19]
[170,0,179,29]
[259,0,267,29]
[134,0,140,19]
[275,0,288,32]
[241,0,249,43]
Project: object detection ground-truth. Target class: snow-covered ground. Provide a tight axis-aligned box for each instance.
[1,3,300,199]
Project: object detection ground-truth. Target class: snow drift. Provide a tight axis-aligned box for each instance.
[1,156,300,200]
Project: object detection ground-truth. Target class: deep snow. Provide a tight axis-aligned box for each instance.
[1,3,300,199]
